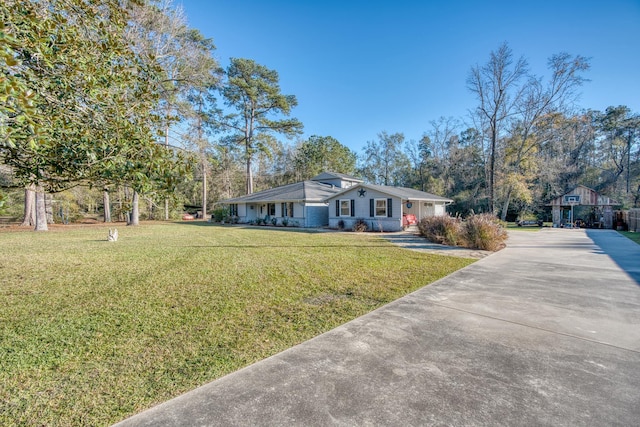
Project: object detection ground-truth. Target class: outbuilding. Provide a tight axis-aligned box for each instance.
[548,185,619,228]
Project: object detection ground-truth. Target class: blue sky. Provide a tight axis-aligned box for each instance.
[178,0,640,153]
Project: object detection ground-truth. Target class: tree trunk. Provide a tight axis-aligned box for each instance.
[246,157,253,195]
[118,187,125,222]
[46,193,54,224]
[21,184,36,227]
[129,191,139,226]
[202,160,208,220]
[103,189,111,222]
[489,126,497,215]
[164,123,170,220]
[500,186,513,222]
[34,185,48,231]
[627,131,632,194]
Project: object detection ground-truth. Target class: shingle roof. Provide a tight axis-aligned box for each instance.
[327,184,453,202]
[223,181,342,204]
[311,171,363,182]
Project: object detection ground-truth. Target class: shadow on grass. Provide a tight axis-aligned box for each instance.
[171,222,481,256]
[175,221,327,233]
[181,244,393,249]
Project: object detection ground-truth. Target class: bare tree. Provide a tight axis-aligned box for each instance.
[361,131,411,186]
[427,116,460,160]
[467,42,528,214]
[126,0,220,220]
[597,106,640,203]
[404,135,432,191]
[498,53,590,219]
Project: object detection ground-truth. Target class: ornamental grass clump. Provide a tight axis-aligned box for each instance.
[418,213,507,251]
[417,215,463,246]
[461,213,508,251]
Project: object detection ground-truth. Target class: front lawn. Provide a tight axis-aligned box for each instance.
[0,223,473,426]
[619,230,640,245]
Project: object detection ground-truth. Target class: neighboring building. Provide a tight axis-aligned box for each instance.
[548,185,619,228]
[222,172,362,227]
[326,183,453,232]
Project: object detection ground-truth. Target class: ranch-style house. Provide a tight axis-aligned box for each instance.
[222,172,452,231]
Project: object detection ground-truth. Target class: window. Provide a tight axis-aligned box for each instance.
[336,199,353,217]
[281,202,294,217]
[229,204,238,216]
[371,198,393,217]
[375,199,387,217]
[340,200,351,216]
[267,203,276,216]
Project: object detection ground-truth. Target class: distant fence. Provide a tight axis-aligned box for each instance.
[628,209,640,232]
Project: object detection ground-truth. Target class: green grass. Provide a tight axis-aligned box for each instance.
[619,230,640,245]
[0,223,473,426]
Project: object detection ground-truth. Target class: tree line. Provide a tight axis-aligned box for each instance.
[1,1,638,230]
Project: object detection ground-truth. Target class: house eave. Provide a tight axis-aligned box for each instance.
[324,183,453,204]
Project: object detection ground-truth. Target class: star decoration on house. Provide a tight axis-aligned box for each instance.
[358,188,366,197]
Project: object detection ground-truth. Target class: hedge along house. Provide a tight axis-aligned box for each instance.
[222,172,362,227]
[548,185,619,228]
[326,184,453,232]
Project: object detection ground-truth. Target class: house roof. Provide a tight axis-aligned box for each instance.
[311,171,363,183]
[223,180,342,204]
[326,183,453,203]
[548,185,620,206]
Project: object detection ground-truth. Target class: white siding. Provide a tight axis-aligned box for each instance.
[404,202,419,217]
[423,202,435,217]
[327,187,403,231]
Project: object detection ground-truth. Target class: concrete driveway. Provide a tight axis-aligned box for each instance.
[115,229,640,426]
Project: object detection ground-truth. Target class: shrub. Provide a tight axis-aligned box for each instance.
[270,216,278,226]
[0,192,6,215]
[352,218,368,232]
[211,207,229,222]
[53,192,84,224]
[462,213,508,251]
[417,215,462,246]
[337,219,345,230]
[281,218,289,227]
